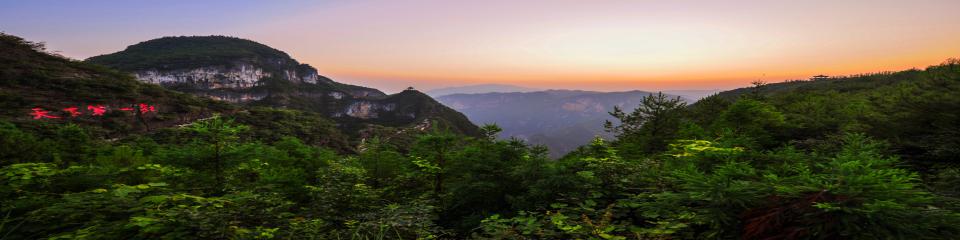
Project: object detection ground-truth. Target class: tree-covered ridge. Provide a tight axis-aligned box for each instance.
[86,36,300,72]
[698,59,960,163]
[711,65,947,99]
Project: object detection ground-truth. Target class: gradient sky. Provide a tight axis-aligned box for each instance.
[2,0,959,93]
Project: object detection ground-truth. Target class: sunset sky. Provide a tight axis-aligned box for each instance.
[2,0,959,93]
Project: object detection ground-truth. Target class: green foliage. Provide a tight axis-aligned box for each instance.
[0,121,49,166]
[478,135,960,239]
[358,138,408,189]
[705,59,960,163]
[605,92,687,156]
[233,107,353,153]
[183,115,249,192]
[713,99,786,147]
[479,124,503,141]
[0,120,448,239]
[411,129,462,196]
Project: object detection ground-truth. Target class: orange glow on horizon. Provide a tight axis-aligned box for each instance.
[255,1,960,93]
[318,46,959,91]
[4,0,959,93]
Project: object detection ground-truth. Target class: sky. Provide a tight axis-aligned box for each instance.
[2,0,959,93]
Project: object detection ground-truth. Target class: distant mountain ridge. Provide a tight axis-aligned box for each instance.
[426,84,540,97]
[86,36,480,136]
[437,89,682,157]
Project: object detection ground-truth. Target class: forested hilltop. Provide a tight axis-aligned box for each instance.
[2,31,960,239]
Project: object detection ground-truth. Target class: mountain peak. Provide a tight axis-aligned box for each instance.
[87,36,295,72]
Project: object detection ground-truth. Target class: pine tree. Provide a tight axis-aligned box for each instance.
[604,92,687,154]
[187,115,248,193]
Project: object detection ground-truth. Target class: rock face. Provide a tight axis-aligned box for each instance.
[345,101,399,119]
[199,92,268,102]
[135,63,268,89]
[86,36,480,136]
[131,62,329,92]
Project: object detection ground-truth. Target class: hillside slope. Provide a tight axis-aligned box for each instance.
[0,33,233,134]
[0,33,372,152]
[709,70,929,100]
[691,60,960,163]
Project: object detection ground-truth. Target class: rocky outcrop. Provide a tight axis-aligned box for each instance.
[135,63,268,89]
[199,91,268,102]
[132,61,330,90]
[344,101,399,119]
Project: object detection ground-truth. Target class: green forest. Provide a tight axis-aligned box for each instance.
[2,32,960,239]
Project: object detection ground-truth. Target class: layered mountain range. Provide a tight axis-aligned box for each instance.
[425,84,540,97]
[436,90,684,157]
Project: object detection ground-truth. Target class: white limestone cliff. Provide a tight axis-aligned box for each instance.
[133,62,320,89]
